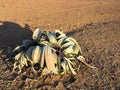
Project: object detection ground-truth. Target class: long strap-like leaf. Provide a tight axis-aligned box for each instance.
[77,56,96,69]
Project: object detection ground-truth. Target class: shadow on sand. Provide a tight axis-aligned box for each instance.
[0,21,32,56]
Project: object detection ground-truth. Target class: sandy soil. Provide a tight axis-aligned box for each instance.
[0,0,120,89]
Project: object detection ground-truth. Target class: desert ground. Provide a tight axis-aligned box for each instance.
[0,0,120,90]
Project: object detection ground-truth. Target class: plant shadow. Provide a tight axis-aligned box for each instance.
[0,21,33,57]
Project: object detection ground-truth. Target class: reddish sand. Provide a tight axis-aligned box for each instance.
[0,0,120,89]
[0,0,120,31]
